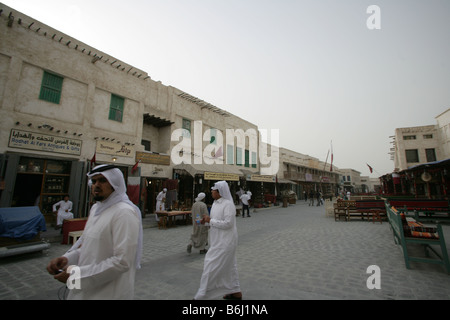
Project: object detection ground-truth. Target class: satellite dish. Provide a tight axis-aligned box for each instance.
[421,172,432,182]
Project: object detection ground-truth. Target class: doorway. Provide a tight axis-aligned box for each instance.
[12,173,42,207]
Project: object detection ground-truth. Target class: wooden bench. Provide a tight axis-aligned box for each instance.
[334,200,386,222]
[388,199,450,223]
[334,201,349,221]
[355,200,386,223]
[385,204,450,274]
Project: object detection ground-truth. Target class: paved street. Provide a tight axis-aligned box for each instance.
[1,201,450,300]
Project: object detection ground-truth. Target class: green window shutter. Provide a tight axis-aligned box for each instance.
[251,151,257,168]
[109,94,124,122]
[39,71,63,104]
[182,118,191,137]
[226,145,234,165]
[245,149,250,167]
[236,147,243,166]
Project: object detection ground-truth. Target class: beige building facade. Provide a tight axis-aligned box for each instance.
[0,3,368,220]
[0,3,265,218]
[391,108,450,172]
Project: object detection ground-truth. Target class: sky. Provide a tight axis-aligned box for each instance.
[3,0,450,177]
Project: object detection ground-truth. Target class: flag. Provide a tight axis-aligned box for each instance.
[213,146,223,159]
[90,152,96,167]
[329,141,333,172]
[131,159,141,174]
[367,163,373,173]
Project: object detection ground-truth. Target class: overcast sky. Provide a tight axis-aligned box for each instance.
[3,0,450,177]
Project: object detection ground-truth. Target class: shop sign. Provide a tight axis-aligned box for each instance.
[8,129,82,155]
[135,151,170,166]
[248,174,276,183]
[204,171,240,181]
[96,141,134,158]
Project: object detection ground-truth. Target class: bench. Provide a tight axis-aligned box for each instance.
[334,201,349,221]
[355,200,386,223]
[334,200,386,222]
[385,203,450,274]
[388,199,450,223]
[68,230,83,244]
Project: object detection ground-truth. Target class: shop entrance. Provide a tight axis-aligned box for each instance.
[12,173,42,207]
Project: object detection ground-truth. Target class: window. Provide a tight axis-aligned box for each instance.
[226,145,234,165]
[405,149,419,163]
[109,94,124,122]
[251,151,257,168]
[182,118,191,137]
[245,150,250,167]
[403,135,416,140]
[141,140,151,151]
[423,134,433,139]
[39,71,63,104]
[210,128,216,144]
[425,148,436,162]
[236,147,243,166]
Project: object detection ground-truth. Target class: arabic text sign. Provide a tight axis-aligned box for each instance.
[96,140,134,158]
[9,129,82,155]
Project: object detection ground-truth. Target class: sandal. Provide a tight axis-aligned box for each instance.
[223,293,242,300]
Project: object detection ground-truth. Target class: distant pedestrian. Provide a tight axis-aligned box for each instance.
[155,188,167,221]
[187,192,209,254]
[240,191,251,218]
[194,181,242,300]
[316,191,323,206]
[303,190,307,202]
[309,190,315,206]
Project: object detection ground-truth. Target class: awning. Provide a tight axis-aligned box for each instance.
[143,113,174,128]
[277,178,298,185]
[173,163,244,181]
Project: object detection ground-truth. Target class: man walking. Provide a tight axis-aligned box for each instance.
[240,191,251,218]
[47,164,143,300]
[187,192,209,254]
[194,181,242,300]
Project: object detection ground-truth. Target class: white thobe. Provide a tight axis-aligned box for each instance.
[194,197,240,300]
[155,191,166,221]
[53,200,73,226]
[63,201,140,300]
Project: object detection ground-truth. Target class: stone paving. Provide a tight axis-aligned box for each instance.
[1,201,449,300]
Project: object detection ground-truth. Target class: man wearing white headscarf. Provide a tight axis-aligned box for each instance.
[155,188,167,221]
[187,192,209,254]
[47,164,143,300]
[194,181,242,300]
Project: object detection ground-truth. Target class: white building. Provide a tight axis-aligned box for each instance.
[391,108,450,172]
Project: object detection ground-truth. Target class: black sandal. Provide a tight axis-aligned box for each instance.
[223,293,242,300]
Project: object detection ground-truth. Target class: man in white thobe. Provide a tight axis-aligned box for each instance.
[155,188,167,221]
[194,181,242,300]
[47,164,143,300]
[187,192,209,254]
[53,195,74,228]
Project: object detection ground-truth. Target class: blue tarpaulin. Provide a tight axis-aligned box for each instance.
[0,206,47,240]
